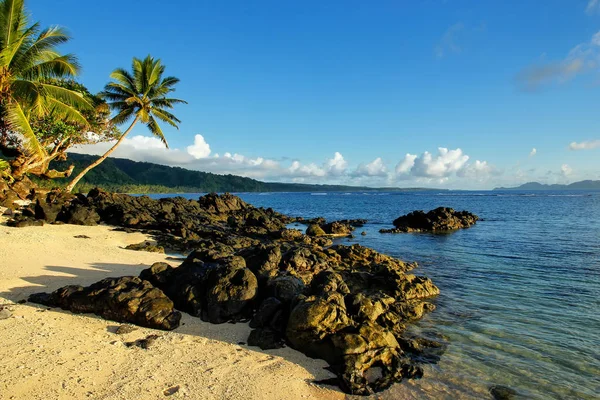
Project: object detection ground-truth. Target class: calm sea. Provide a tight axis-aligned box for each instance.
[151,191,600,399]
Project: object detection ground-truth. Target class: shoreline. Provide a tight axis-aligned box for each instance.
[0,217,343,400]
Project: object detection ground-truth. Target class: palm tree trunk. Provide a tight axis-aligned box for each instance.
[65,117,140,193]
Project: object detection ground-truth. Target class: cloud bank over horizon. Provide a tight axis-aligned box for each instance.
[72,134,510,188]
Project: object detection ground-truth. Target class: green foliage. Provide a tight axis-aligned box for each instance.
[0,0,92,162]
[101,55,187,146]
[30,79,120,151]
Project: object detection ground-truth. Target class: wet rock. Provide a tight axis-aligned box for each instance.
[306,224,326,237]
[490,385,517,400]
[28,277,181,330]
[322,221,354,236]
[381,207,479,233]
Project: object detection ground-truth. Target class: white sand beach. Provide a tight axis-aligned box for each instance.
[0,218,344,400]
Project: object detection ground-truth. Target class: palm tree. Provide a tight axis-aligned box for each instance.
[0,0,92,178]
[65,55,186,192]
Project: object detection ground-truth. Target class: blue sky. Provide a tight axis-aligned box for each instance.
[30,0,600,188]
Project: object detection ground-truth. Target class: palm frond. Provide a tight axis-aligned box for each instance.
[147,115,168,147]
[21,53,80,80]
[46,96,89,126]
[6,100,45,158]
[10,25,70,71]
[150,107,181,127]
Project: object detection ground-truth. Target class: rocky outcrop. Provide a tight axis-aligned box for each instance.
[305,219,365,237]
[380,207,479,233]
[29,277,181,330]
[22,189,442,395]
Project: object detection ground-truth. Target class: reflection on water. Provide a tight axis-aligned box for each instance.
[152,191,600,399]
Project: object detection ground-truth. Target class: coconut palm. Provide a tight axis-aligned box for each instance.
[0,0,92,177]
[65,55,186,192]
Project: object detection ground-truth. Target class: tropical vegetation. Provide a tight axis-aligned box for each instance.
[65,55,186,192]
[0,0,101,180]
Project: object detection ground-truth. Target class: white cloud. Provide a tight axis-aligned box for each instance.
[561,164,573,177]
[395,154,417,174]
[529,148,537,157]
[435,23,464,59]
[325,152,348,176]
[353,157,388,177]
[457,160,499,181]
[516,30,600,90]
[569,140,600,150]
[125,135,167,150]
[288,161,326,177]
[587,0,600,15]
[412,148,470,178]
[186,134,211,159]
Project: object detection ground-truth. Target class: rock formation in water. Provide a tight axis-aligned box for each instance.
[25,189,442,395]
[380,207,479,233]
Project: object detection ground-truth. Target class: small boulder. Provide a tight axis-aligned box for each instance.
[306,224,326,237]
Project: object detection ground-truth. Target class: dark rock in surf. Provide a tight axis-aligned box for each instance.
[380,207,479,233]
[489,385,517,400]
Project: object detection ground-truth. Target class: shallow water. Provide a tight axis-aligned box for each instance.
[153,191,600,399]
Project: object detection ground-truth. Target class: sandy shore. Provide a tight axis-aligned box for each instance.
[0,218,344,400]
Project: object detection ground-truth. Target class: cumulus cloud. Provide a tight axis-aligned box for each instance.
[352,158,388,177]
[516,31,600,90]
[325,152,348,176]
[587,0,600,14]
[457,160,499,181]
[561,164,573,177]
[186,134,211,159]
[529,148,537,157]
[395,154,417,174]
[569,140,600,150]
[435,23,464,58]
[72,135,499,187]
[394,147,498,183]
[412,148,470,178]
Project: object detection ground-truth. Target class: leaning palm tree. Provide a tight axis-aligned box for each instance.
[0,0,92,178]
[65,55,186,192]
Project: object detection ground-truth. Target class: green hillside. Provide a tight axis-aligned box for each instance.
[35,153,372,193]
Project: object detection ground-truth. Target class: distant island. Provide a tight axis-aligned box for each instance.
[39,153,447,194]
[494,180,600,191]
